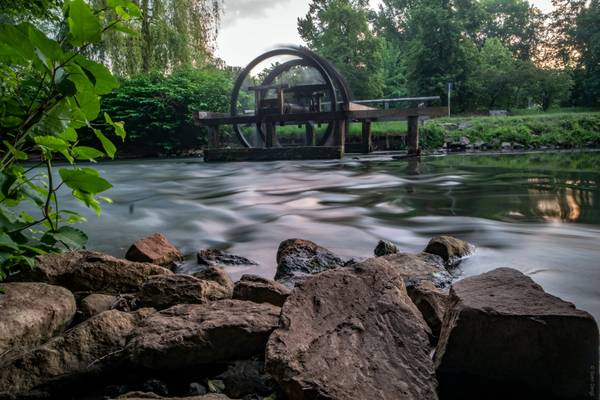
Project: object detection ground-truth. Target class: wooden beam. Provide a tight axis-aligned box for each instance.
[204,146,344,162]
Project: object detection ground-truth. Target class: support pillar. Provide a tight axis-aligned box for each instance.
[266,123,276,148]
[208,126,220,148]
[407,115,420,155]
[305,123,315,146]
[333,119,346,150]
[361,120,372,153]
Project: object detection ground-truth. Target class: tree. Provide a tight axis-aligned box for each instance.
[572,0,600,105]
[298,0,385,99]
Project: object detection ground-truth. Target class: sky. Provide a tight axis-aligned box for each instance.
[216,0,554,68]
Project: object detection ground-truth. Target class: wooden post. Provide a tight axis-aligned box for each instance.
[305,123,315,146]
[361,120,372,153]
[208,126,219,148]
[266,123,276,148]
[407,115,419,155]
[333,119,346,149]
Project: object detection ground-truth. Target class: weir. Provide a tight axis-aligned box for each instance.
[194,47,447,162]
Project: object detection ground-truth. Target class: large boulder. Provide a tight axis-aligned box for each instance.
[80,293,119,319]
[138,274,231,310]
[354,252,453,289]
[423,235,473,266]
[275,239,347,288]
[0,282,76,355]
[126,300,280,370]
[233,275,290,307]
[192,266,234,296]
[407,281,448,340]
[126,233,183,267]
[196,249,257,267]
[0,309,152,398]
[266,258,438,400]
[435,268,599,399]
[12,251,173,294]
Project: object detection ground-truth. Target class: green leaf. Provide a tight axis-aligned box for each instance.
[0,23,35,64]
[3,140,28,160]
[75,57,119,95]
[207,380,225,394]
[66,0,102,46]
[58,127,78,143]
[33,135,69,152]
[47,226,88,249]
[72,189,102,215]
[94,129,116,158]
[104,112,126,141]
[27,24,62,70]
[59,167,112,194]
[72,146,105,160]
[0,233,19,251]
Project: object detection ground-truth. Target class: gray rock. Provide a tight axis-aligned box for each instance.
[125,233,183,267]
[435,268,599,400]
[407,281,448,340]
[423,235,474,266]
[275,239,346,288]
[374,239,399,256]
[0,282,76,355]
[80,293,118,319]
[233,275,290,307]
[501,141,512,150]
[266,256,437,399]
[192,266,234,296]
[196,249,257,267]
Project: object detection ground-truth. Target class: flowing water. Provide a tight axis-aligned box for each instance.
[56,151,600,321]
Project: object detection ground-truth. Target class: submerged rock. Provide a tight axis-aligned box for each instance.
[275,238,347,288]
[12,251,173,294]
[266,258,437,400]
[374,239,399,256]
[126,300,280,370]
[216,360,275,398]
[407,281,448,340]
[423,235,473,266]
[138,274,231,310]
[435,268,599,400]
[192,266,234,296]
[125,233,183,267]
[0,282,76,355]
[80,293,119,319]
[196,249,257,267]
[233,275,290,307]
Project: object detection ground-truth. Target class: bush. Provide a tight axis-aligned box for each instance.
[100,67,233,155]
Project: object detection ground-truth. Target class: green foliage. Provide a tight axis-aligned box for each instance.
[100,67,232,154]
[0,0,137,280]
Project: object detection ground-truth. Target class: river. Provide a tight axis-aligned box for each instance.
[55,151,600,321]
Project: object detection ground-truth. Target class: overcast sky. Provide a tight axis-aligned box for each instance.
[216,0,554,67]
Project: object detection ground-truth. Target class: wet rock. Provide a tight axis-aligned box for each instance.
[141,379,169,396]
[501,141,512,150]
[275,239,346,288]
[473,140,486,149]
[138,274,231,310]
[0,309,150,397]
[0,282,76,355]
[423,235,474,266]
[512,142,525,150]
[126,300,280,369]
[80,293,119,319]
[266,258,437,400]
[188,383,208,396]
[407,281,448,340]
[192,266,234,295]
[12,251,173,294]
[126,233,183,267]
[196,249,257,267]
[116,393,230,399]
[354,252,453,289]
[233,275,290,307]
[374,239,399,256]
[216,360,275,398]
[435,268,599,400]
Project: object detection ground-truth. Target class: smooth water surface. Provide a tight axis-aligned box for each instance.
[56,151,600,320]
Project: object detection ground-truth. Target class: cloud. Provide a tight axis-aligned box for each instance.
[221,0,296,27]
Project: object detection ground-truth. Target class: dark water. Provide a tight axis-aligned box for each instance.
[56,151,600,321]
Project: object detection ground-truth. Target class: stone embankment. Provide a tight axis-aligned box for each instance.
[0,233,597,399]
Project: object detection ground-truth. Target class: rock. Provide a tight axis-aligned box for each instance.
[216,360,275,398]
[0,309,150,397]
[407,281,448,339]
[116,393,230,400]
[275,239,347,288]
[196,249,257,267]
[0,282,76,355]
[354,252,453,289]
[459,136,470,146]
[423,235,473,266]
[125,233,183,267]
[80,293,118,319]
[188,383,208,396]
[192,266,234,295]
[473,140,486,149]
[141,379,169,396]
[266,258,437,400]
[501,141,512,150]
[489,109,508,116]
[512,142,525,150]
[435,268,599,400]
[12,251,173,294]
[374,239,399,256]
[138,274,232,310]
[126,300,280,369]
[233,275,290,307]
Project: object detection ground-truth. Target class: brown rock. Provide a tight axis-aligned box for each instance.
[192,266,234,295]
[79,293,119,319]
[138,274,231,310]
[266,258,437,400]
[11,251,173,294]
[126,300,280,369]
[196,249,257,267]
[423,235,473,265]
[435,268,599,400]
[407,281,448,339]
[125,233,183,266]
[355,252,453,289]
[275,238,347,288]
[116,393,230,400]
[0,309,151,397]
[0,282,76,355]
[233,275,290,307]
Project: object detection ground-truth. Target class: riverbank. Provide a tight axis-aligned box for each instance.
[0,234,597,399]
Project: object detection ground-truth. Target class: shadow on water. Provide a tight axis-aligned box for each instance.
[51,151,600,321]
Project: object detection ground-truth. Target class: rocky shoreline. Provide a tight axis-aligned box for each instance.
[0,233,597,400]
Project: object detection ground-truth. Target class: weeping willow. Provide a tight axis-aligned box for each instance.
[94,0,222,76]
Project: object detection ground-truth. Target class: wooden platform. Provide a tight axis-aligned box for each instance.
[204,146,344,162]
